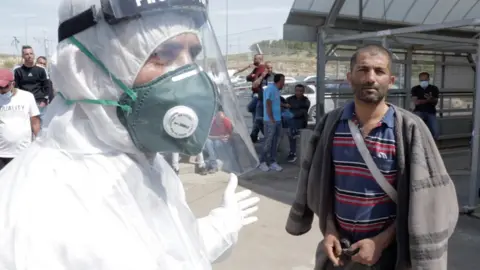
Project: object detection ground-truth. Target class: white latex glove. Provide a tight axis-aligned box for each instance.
[196,173,259,262]
[222,173,259,227]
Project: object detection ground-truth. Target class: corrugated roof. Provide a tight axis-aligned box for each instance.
[284,0,480,52]
[292,0,480,25]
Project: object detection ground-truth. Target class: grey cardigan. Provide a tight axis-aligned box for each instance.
[286,105,459,270]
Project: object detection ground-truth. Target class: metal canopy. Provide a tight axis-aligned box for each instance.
[291,0,480,26]
[284,0,480,53]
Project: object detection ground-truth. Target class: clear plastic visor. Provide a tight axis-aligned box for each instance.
[134,18,259,176]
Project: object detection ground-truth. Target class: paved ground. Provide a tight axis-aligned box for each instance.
[179,147,480,270]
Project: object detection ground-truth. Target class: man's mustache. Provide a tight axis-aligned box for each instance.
[360,84,379,90]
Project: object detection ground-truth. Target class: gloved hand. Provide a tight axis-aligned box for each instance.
[222,173,259,230]
[196,173,259,262]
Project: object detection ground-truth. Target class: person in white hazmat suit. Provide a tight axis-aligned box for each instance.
[0,0,261,269]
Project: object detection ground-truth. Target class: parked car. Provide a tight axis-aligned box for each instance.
[303,75,316,85]
[263,83,335,124]
[284,76,297,84]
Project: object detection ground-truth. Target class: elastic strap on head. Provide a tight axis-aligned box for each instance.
[68,36,137,101]
[54,36,138,113]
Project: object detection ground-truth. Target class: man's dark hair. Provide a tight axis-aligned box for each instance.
[37,56,47,61]
[273,73,285,83]
[254,53,263,58]
[419,72,430,78]
[295,84,305,90]
[21,45,32,51]
[349,44,392,72]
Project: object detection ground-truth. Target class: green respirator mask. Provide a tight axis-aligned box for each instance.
[58,36,218,155]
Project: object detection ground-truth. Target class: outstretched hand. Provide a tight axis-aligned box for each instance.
[222,173,259,227]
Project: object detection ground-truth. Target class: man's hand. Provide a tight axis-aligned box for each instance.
[323,233,343,266]
[349,238,384,266]
[415,99,426,105]
[425,93,432,100]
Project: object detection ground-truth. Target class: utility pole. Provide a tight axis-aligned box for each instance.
[203,0,209,70]
[34,30,51,59]
[225,0,229,63]
[11,37,20,56]
[34,30,52,74]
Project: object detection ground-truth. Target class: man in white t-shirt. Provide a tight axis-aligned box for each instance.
[0,69,40,169]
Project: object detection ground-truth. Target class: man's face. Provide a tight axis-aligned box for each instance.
[419,74,429,82]
[22,48,35,64]
[134,33,202,86]
[215,111,225,125]
[36,58,47,68]
[253,54,263,66]
[0,82,13,94]
[295,86,304,97]
[347,51,394,104]
[266,63,273,74]
[277,77,285,90]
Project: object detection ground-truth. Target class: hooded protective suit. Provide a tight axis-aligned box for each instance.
[0,0,259,269]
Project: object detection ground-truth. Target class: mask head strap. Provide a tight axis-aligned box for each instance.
[56,36,137,113]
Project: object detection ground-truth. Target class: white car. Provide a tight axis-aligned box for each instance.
[284,76,297,84]
[263,83,335,124]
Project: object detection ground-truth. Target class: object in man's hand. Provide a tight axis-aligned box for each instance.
[340,239,360,259]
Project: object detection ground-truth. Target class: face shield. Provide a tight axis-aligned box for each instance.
[56,0,259,175]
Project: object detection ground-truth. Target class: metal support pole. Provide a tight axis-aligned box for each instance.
[404,48,413,110]
[381,36,388,48]
[439,54,446,118]
[316,29,326,120]
[467,38,480,213]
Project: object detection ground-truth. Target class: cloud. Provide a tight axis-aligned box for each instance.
[210,7,291,16]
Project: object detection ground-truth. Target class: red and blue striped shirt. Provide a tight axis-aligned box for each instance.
[333,102,397,242]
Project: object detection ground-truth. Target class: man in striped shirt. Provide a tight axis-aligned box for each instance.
[323,45,398,268]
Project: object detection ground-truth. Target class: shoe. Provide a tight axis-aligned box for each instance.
[287,153,297,163]
[208,166,218,174]
[269,162,283,172]
[174,168,179,175]
[196,165,208,175]
[258,162,270,172]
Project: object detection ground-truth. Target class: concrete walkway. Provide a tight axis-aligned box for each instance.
[180,148,480,270]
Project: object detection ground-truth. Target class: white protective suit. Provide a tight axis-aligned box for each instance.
[0,0,259,269]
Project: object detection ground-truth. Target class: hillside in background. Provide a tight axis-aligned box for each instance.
[0,39,432,80]
[228,39,347,77]
[0,54,21,69]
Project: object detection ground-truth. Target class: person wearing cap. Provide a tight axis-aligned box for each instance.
[0,0,260,269]
[0,69,40,170]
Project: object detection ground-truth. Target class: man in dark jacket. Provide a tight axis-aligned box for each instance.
[14,46,52,117]
[285,84,310,162]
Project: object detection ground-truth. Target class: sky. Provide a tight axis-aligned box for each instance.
[0,0,295,57]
